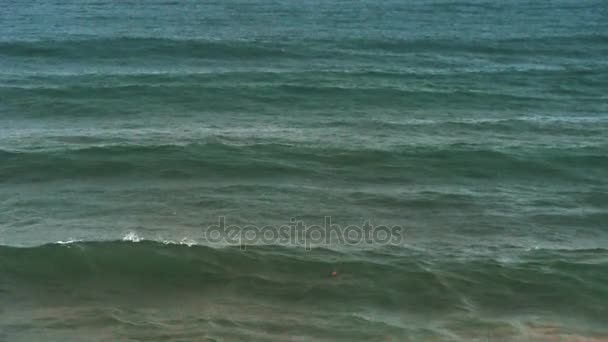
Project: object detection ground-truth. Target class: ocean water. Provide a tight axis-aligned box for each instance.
[1,0,608,340]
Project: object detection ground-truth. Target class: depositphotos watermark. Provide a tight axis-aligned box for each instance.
[204,216,404,250]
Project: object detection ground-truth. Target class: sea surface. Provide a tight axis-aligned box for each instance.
[1,0,608,341]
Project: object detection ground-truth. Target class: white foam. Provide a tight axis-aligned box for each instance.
[56,238,82,246]
[122,231,143,242]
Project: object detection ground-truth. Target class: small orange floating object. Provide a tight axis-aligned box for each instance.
[331,271,337,277]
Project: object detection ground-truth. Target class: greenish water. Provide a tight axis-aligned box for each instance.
[1,0,607,340]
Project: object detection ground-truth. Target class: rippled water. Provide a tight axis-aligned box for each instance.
[1,0,607,340]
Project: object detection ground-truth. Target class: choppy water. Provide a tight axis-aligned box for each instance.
[1,0,608,341]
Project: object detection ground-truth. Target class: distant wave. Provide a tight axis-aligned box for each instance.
[334,34,608,57]
[0,38,300,59]
[1,142,605,183]
[1,82,591,115]
[1,34,606,60]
